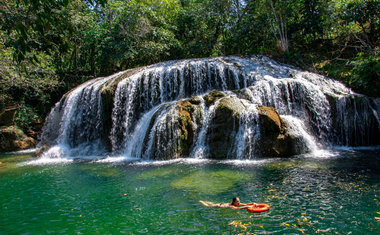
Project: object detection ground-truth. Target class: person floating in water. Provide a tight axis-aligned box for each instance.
[200,197,256,210]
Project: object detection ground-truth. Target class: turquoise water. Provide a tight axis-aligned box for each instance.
[1,150,379,234]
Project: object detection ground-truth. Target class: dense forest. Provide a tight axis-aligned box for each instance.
[0,0,379,133]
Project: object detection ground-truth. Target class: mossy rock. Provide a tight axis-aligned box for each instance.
[0,126,35,152]
[178,100,195,155]
[203,90,225,107]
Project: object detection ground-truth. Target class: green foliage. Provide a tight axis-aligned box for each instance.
[14,105,39,131]
[1,0,380,133]
[349,53,380,97]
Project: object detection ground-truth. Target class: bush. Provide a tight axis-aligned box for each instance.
[349,53,380,97]
[13,105,39,132]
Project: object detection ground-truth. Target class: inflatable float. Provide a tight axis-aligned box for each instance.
[246,203,270,213]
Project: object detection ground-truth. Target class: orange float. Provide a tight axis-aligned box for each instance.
[246,203,270,213]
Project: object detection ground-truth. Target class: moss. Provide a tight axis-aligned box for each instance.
[177,100,194,155]
[203,90,225,107]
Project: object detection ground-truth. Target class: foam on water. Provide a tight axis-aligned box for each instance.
[96,156,139,163]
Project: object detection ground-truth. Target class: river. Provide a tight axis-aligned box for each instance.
[1,148,379,234]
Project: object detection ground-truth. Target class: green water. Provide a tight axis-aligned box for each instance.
[1,150,379,234]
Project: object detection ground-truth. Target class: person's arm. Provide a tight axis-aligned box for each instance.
[230,205,252,210]
[240,203,257,206]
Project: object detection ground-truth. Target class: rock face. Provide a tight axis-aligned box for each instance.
[257,106,305,157]
[207,96,244,159]
[257,106,285,157]
[0,126,35,152]
[141,92,301,159]
[0,106,18,126]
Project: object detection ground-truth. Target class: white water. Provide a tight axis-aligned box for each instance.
[122,104,165,158]
[281,115,320,153]
[37,55,380,162]
[234,102,260,159]
[190,98,220,158]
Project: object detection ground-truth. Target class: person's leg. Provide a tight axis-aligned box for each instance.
[199,201,218,207]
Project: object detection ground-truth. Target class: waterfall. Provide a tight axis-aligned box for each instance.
[281,115,320,153]
[122,104,164,158]
[38,55,380,161]
[190,98,220,158]
[234,102,260,159]
[334,95,380,146]
[38,73,122,157]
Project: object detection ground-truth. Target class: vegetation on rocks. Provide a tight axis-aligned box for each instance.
[178,100,194,154]
[0,126,35,152]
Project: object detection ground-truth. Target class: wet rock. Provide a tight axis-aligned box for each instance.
[257,106,304,157]
[203,90,225,107]
[207,97,244,159]
[257,106,283,157]
[188,96,202,105]
[257,106,282,135]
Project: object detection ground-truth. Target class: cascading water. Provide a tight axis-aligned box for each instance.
[190,98,220,159]
[39,72,123,158]
[234,102,260,159]
[38,55,380,161]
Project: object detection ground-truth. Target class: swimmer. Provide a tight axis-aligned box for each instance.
[200,197,256,210]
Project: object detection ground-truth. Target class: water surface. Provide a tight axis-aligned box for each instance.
[1,149,379,234]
